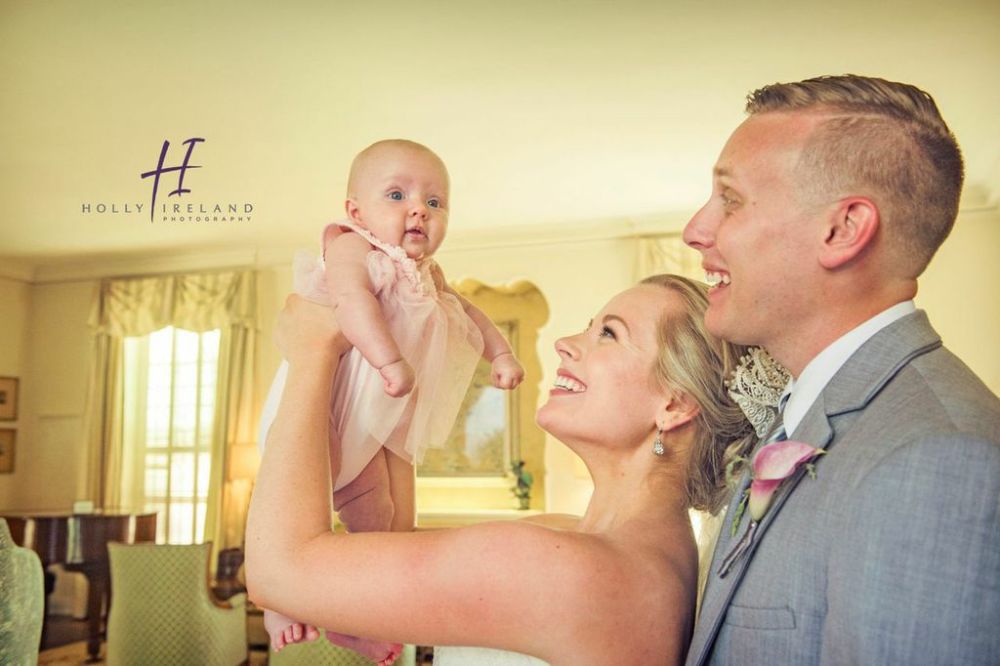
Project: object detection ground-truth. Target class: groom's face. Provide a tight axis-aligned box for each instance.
[682,111,825,352]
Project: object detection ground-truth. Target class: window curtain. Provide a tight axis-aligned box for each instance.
[83,270,257,558]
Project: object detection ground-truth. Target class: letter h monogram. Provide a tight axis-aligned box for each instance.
[140,138,205,221]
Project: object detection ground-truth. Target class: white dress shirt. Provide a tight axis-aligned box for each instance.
[782,301,916,436]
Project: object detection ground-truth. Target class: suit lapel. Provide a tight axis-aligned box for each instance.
[688,412,833,665]
[687,311,942,666]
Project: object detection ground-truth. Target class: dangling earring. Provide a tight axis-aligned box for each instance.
[652,429,665,456]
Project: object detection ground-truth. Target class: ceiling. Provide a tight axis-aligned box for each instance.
[1,0,997,274]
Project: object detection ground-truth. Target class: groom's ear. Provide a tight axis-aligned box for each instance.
[818,197,880,270]
[658,392,699,434]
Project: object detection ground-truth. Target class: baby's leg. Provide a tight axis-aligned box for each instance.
[332,383,415,532]
[384,448,416,532]
[333,446,395,533]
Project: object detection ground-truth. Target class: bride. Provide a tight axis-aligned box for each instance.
[245,274,755,665]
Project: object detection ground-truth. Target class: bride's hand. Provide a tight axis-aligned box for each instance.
[275,294,352,365]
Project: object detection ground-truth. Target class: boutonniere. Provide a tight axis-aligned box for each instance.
[718,440,825,577]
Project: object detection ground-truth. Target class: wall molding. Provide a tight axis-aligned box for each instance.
[14,213,687,284]
[9,202,995,285]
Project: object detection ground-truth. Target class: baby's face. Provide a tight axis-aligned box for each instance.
[346,145,450,259]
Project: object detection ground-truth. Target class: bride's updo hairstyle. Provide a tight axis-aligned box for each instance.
[641,274,756,514]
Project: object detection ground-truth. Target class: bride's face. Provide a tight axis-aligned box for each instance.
[536,284,674,449]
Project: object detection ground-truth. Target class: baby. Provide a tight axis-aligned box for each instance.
[257,139,524,662]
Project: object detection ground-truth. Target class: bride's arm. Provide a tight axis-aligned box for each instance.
[245,297,619,658]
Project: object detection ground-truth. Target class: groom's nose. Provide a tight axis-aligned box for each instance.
[683,200,717,251]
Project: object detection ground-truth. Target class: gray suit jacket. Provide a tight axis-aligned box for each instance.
[687,311,1000,665]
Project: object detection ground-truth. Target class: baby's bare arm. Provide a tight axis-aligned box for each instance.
[326,233,406,371]
[429,264,512,361]
[460,295,513,362]
[433,264,524,389]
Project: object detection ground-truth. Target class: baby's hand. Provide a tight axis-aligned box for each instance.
[379,359,415,397]
[491,352,524,390]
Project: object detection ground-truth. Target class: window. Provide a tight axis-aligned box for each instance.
[122,326,220,544]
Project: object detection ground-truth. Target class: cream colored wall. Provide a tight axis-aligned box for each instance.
[917,207,1000,395]
[10,281,95,510]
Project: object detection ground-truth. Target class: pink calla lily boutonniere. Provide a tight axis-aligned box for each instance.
[719,440,825,577]
[745,440,826,524]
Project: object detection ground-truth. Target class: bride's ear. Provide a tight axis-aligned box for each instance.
[657,392,699,433]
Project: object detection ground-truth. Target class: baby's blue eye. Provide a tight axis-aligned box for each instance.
[388,191,404,201]
[428,198,440,208]
[599,325,616,340]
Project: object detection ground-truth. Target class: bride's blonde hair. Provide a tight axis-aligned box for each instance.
[641,274,756,513]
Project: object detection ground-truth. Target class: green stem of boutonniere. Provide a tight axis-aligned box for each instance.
[730,488,750,537]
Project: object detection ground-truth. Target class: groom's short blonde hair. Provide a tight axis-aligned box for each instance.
[746,75,963,278]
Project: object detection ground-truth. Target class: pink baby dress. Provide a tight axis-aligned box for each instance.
[258,220,485,490]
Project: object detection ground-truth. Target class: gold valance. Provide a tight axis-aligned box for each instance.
[88,271,257,336]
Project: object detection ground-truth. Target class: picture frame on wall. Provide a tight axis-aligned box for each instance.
[0,377,18,421]
[0,429,14,473]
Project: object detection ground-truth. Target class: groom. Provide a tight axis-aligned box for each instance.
[683,75,1000,664]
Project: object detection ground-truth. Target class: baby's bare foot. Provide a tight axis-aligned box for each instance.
[264,608,320,652]
[326,629,403,665]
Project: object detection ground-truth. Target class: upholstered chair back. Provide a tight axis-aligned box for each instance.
[0,517,45,665]
[106,542,247,665]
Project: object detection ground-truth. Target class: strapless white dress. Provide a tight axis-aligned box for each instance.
[433,646,548,665]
